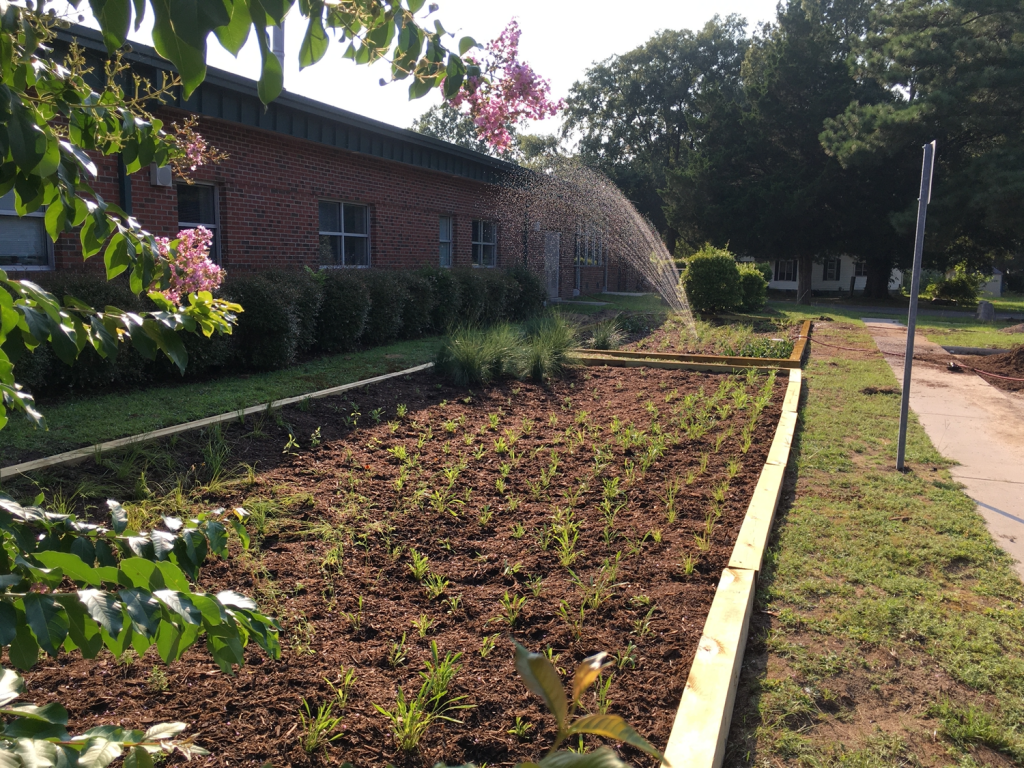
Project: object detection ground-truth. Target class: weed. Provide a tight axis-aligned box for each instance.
[424,573,449,600]
[478,505,494,526]
[632,607,656,638]
[664,479,680,524]
[408,549,429,581]
[326,666,357,710]
[727,458,741,479]
[299,698,344,753]
[291,614,316,656]
[373,676,470,752]
[283,433,300,454]
[396,404,408,419]
[510,521,526,539]
[412,615,435,638]
[342,596,364,631]
[310,427,322,448]
[147,666,169,692]
[444,595,463,613]
[616,642,638,670]
[594,674,614,715]
[681,553,698,577]
[509,716,534,741]
[494,591,527,627]
[388,633,408,668]
[480,634,499,658]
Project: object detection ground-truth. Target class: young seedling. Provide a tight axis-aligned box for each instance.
[424,573,449,600]
[493,591,527,627]
[631,607,656,638]
[388,633,408,668]
[480,634,499,658]
[326,666,357,710]
[396,403,408,419]
[511,642,666,763]
[299,698,344,753]
[681,553,698,577]
[412,615,435,638]
[342,596,364,631]
[664,479,680,524]
[408,549,429,582]
[616,642,638,670]
[478,505,494,526]
[509,716,534,741]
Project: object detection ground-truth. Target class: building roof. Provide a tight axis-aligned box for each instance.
[54,24,517,184]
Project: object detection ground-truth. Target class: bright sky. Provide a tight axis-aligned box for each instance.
[60,0,780,136]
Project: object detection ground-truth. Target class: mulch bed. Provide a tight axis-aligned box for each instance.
[957,345,1024,392]
[18,366,784,767]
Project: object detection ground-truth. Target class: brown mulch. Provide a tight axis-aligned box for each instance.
[18,367,784,767]
[958,345,1024,392]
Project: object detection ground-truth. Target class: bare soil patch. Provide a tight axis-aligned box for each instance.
[958,345,1024,392]
[17,367,784,767]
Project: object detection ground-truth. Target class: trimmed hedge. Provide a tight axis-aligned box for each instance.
[7,265,547,398]
[682,245,742,313]
[737,264,769,312]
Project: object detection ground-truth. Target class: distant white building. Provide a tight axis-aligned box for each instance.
[762,255,903,293]
[981,268,1003,297]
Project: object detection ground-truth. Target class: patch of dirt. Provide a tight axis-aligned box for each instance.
[958,345,1024,392]
[1000,324,1024,334]
[18,367,785,767]
[861,386,899,396]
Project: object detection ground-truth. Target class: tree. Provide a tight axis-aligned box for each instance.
[821,0,1024,269]
[412,103,499,156]
[562,17,749,244]
[1,1,546,432]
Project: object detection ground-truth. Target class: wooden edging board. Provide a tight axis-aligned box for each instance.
[0,362,434,482]
[662,365,802,768]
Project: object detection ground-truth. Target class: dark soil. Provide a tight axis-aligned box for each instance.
[17,367,784,767]
[958,345,1024,392]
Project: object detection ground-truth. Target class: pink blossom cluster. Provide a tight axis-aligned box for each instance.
[448,19,563,152]
[154,226,224,304]
[178,133,208,171]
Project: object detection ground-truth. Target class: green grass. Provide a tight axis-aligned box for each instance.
[1,338,437,466]
[992,292,1024,315]
[919,321,1024,349]
[567,292,670,313]
[727,318,1024,767]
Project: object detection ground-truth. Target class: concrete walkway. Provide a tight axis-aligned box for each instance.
[863,318,1024,579]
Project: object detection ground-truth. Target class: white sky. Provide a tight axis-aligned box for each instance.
[60,0,780,136]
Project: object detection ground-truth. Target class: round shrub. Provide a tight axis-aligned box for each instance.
[506,263,546,321]
[681,245,741,313]
[264,269,323,354]
[399,271,435,338]
[417,267,462,332]
[223,274,299,370]
[737,263,768,311]
[355,270,407,346]
[317,270,370,352]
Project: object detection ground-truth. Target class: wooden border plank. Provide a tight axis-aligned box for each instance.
[782,369,802,413]
[764,411,798,467]
[662,567,756,768]
[789,319,812,363]
[574,348,800,369]
[0,363,434,482]
[727,464,786,573]
[576,356,785,374]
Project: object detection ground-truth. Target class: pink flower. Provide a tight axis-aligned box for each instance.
[446,19,563,152]
[155,226,224,304]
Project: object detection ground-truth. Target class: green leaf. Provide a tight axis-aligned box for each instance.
[124,746,155,768]
[78,589,124,636]
[57,594,104,658]
[409,76,434,100]
[249,6,284,104]
[34,551,119,587]
[1,702,68,725]
[0,602,18,647]
[567,715,665,762]
[154,619,185,663]
[22,593,69,656]
[7,97,47,174]
[108,499,128,534]
[150,0,208,97]
[154,590,201,625]
[0,667,25,707]
[78,736,123,768]
[538,748,632,768]
[11,739,59,767]
[213,0,252,55]
[458,36,476,55]
[513,639,568,732]
[103,233,130,279]
[571,652,610,705]
[9,621,40,670]
[143,722,187,741]
[299,12,329,69]
[118,588,160,636]
[89,0,132,52]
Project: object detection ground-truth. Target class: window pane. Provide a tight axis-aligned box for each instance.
[344,204,367,235]
[440,242,452,267]
[319,234,342,265]
[345,236,369,266]
[319,201,340,233]
[439,216,451,242]
[482,221,495,243]
[177,185,216,224]
[482,244,495,267]
[0,215,48,267]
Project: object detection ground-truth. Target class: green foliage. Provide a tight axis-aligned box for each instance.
[355,270,409,346]
[520,314,579,382]
[418,267,463,333]
[452,268,488,325]
[737,263,769,311]
[267,270,323,354]
[681,245,742,313]
[586,316,625,350]
[923,263,986,307]
[400,272,436,339]
[316,270,371,352]
[223,274,299,371]
[506,264,548,321]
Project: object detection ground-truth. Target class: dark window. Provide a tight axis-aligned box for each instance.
[773,259,796,282]
[177,184,220,262]
[0,191,51,269]
[471,220,496,267]
[439,216,453,268]
[855,261,868,277]
[823,257,841,282]
[319,201,369,267]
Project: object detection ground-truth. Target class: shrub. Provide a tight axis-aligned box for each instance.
[452,268,487,325]
[519,313,578,382]
[418,267,462,332]
[737,264,769,311]
[399,271,436,338]
[223,274,299,370]
[355,270,408,346]
[265,269,323,354]
[316,270,370,352]
[928,263,986,307]
[587,315,625,350]
[505,263,546,321]
[479,270,519,326]
[682,245,742,313]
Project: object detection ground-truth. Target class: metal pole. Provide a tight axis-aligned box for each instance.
[896,141,936,471]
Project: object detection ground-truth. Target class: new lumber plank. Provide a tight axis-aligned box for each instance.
[727,464,787,573]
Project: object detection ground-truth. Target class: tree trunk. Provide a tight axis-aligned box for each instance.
[864,261,892,299]
[797,255,814,305]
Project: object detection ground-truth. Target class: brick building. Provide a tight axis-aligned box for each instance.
[0,25,645,300]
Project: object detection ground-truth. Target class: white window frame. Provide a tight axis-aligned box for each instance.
[319,200,370,268]
[177,183,221,264]
[439,215,453,268]
[774,259,796,282]
[471,219,497,268]
[855,261,868,278]
[823,257,841,282]
[0,191,53,271]
[575,222,604,267]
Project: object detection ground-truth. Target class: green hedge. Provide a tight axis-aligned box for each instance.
[681,245,742,313]
[7,265,547,398]
[737,264,769,312]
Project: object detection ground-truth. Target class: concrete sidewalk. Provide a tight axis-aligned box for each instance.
[863,318,1024,579]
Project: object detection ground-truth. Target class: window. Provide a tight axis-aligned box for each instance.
[773,259,796,282]
[177,184,220,262]
[0,191,51,269]
[439,216,453,268]
[855,261,868,277]
[319,201,369,267]
[471,220,496,267]
[823,257,841,282]
[575,223,604,266]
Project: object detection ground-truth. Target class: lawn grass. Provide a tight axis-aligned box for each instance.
[919,320,1024,349]
[992,292,1024,315]
[568,292,670,313]
[0,338,438,466]
[726,316,1024,766]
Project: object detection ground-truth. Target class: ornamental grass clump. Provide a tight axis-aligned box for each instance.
[520,313,578,382]
[586,314,625,350]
